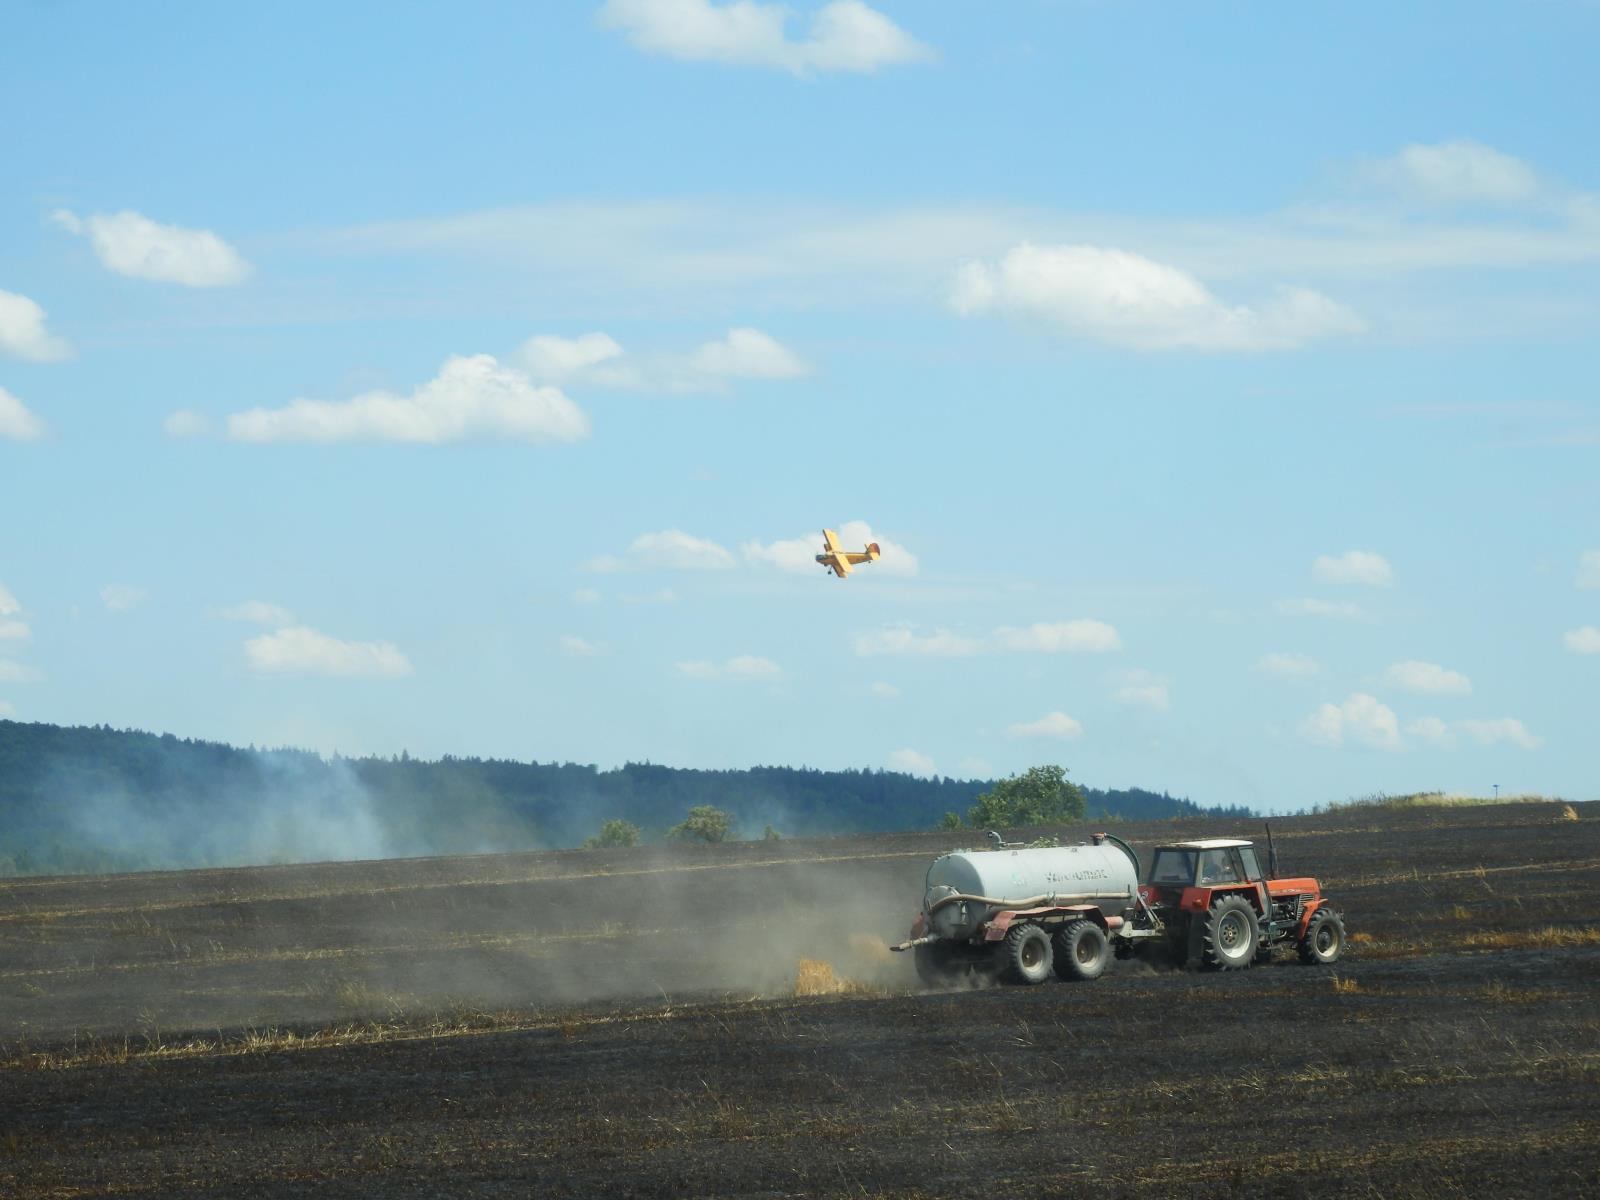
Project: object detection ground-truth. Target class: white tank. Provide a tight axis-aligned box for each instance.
[925,842,1139,940]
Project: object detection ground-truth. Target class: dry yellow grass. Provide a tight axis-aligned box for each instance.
[794,958,847,995]
[1330,974,1364,995]
[793,957,884,998]
[1479,979,1565,1004]
[1560,804,1580,821]
[1464,926,1600,949]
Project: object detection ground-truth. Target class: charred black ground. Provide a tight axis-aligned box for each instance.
[3,802,1597,1198]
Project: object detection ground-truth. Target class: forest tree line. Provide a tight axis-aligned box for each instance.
[0,719,1253,877]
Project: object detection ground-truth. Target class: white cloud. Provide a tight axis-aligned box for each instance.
[994,619,1121,653]
[852,625,982,658]
[52,208,251,286]
[219,600,294,626]
[100,584,147,613]
[887,747,936,777]
[1405,716,1456,747]
[1460,717,1542,750]
[225,354,589,445]
[1299,693,1401,750]
[742,520,917,576]
[956,757,993,779]
[869,680,900,699]
[319,177,1600,332]
[688,327,808,379]
[621,588,678,605]
[1277,598,1369,621]
[244,626,413,678]
[0,386,46,441]
[587,529,736,573]
[560,635,608,657]
[854,617,1122,658]
[1256,651,1321,679]
[0,700,14,717]
[1313,550,1394,587]
[951,242,1362,352]
[163,410,212,439]
[1383,660,1472,696]
[1577,550,1600,590]
[519,327,807,394]
[0,661,42,684]
[676,654,782,681]
[598,0,933,74]
[0,585,30,660]
[1006,711,1084,740]
[519,332,626,381]
[1370,141,1541,206]
[0,289,72,361]
[1566,626,1600,654]
[1113,669,1169,711]
[572,588,602,605]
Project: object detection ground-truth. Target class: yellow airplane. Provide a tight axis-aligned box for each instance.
[816,528,881,579]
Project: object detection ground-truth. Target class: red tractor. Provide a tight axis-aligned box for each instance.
[1134,837,1346,971]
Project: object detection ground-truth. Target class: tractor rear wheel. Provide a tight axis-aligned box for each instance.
[1053,921,1108,982]
[1199,895,1259,971]
[1002,923,1053,985]
[1297,908,1346,965]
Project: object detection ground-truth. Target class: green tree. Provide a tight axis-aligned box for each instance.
[582,818,641,849]
[668,804,733,843]
[937,811,964,831]
[967,765,1086,830]
[762,824,781,841]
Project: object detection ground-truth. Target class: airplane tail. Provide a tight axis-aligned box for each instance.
[866,542,881,560]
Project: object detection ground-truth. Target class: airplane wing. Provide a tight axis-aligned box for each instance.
[830,557,851,577]
[821,528,843,554]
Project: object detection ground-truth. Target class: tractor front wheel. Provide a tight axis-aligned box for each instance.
[1053,921,1108,982]
[1199,895,1259,971]
[1002,923,1053,985]
[1297,908,1347,965]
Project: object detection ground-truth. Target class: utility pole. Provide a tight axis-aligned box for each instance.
[1493,783,1500,801]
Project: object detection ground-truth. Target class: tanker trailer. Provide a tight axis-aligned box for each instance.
[893,834,1142,985]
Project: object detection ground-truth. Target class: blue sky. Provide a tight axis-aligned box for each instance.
[2,1,1597,811]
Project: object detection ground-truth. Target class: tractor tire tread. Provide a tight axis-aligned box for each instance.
[1199,894,1259,971]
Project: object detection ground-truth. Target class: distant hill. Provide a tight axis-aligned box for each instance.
[0,719,1252,876]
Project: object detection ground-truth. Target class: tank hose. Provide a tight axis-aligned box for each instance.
[1099,832,1142,880]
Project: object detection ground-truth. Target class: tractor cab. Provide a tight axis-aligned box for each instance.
[1144,840,1269,919]
[1146,839,1264,894]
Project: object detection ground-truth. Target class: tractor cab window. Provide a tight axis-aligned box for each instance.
[1198,850,1241,885]
[1149,849,1197,885]
[1238,847,1262,880]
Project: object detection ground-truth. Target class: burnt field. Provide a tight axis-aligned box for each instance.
[3,801,1598,1198]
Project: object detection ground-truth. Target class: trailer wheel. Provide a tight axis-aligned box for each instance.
[1297,908,1346,965]
[1199,895,1259,971]
[1002,923,1053,985]
[1053,921,1108,982]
